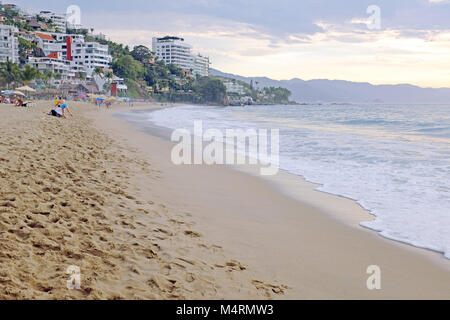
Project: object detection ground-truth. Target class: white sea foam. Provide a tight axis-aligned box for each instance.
[147,104,450,259]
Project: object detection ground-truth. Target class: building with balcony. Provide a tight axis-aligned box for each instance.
[71,41,112,76]
[34,32,112,78]
[153,36,194,71]
[193,54,210,77]
[0,24,19,63]
[39,11,67,33]
[42,32,84,43]
[35,32,58,56]
[28,55,78,83]
[224,81,246,95]
[153,36,210,77]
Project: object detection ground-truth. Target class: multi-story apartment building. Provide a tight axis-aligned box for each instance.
[153,36,194,71]
[39,11,67,33]
[152,36,210,77]
[193,54,210,77]
[35,32,58,56]
[28,55,77,81]
[223,81,245,95]
[44,32,84,43]
[71,41,112,76]
[18,30,35,42]
[0,24,19,63]
[33,32,112,78]
[224,81,246,95]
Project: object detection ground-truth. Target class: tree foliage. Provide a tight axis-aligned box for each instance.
[196,77,227,104]
[263,87,291,104]
[112,55,145,80]
[131,45,153,63]
[0,61,54,87]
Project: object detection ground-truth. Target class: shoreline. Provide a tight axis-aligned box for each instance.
[90,102,450,299]
[237,166,450,272]
[114,104,450,270]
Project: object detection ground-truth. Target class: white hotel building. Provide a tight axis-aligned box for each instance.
[34,32,112,77]
[152,36,210,77]
[0,25,19,63]
[39,11,67,33]
[71,41,112,76]
[26,31,112,89]
[28,55,77,82]
[193,54,210,78]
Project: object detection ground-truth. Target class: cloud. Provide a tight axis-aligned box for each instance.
[428,0,450,3]
[13,0,450,40]
[10,0,450,87]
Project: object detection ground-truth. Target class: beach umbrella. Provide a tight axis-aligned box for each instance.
[91,94,105,99]
[78,93,87,98]
[15,85,36,93]
[1,90,13,95]
[12,91,26,97]
[95,97,105,101]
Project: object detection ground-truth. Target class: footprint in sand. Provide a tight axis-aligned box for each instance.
[184,230,202,238]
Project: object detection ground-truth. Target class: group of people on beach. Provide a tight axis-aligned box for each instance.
[50,97,72,119]
[0,96,30,107]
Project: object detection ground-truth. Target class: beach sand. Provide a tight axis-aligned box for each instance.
[0,101,449,299]
[0,101,287,299]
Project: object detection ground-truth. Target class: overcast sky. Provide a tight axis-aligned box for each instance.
[11,0,450,87]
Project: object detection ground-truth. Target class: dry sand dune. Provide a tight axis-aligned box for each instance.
[0,101,287,300]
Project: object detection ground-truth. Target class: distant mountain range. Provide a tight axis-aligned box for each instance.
[211,69,450,104]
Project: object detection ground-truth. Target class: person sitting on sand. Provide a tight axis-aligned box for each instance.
[50,105,63,118]
[21,101,32,107]
[15,98,25,107]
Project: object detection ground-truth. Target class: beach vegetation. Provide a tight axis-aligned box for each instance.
[112,54,145,80]
[18,37,39,64]
[0,61,22,87]
[0,61,48,88]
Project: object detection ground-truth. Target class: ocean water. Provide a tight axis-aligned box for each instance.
[146,104,450,259]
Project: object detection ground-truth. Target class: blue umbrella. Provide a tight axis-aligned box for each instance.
[1,90,13,95]
[95,97,105,101]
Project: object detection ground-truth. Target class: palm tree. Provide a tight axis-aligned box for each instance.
[41,70,54,86]
[103,71,114,92]
[77,72,87,81]
[105,71,113,82]
[21,65,39,84]
[94,67,104,78]
[0,61,22,88]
